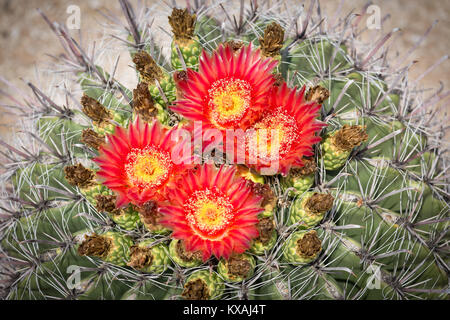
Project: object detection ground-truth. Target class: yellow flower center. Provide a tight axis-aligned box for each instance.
[184,188,234,237]
[125,146,173,190]
[208,77,252,128]
[246,109,299,162]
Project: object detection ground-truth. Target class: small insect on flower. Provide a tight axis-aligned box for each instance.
[93,117,193,207]
[159,164,264,261]
[244,83,326,176]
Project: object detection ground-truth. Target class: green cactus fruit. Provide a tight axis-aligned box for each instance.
[110,206,142,231]
[288,192,334,229]
[168,8,201,70]
[77,231,133,266]
[127,240,171,274]
[169,239,203,268]
[250,217,277,255]
[218,253,256,283]
[322,125,369,170]
[283,230,322,264]
[131,52,175,126]
[182,270,224,300]
[280,158,317,196]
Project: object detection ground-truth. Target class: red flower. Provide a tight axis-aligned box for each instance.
[171,43,278,132]
[94,117,192,207]
[243,83,325,176]
[159,164,263,260]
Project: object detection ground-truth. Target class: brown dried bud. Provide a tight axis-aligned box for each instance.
[291,157,317,177]
[225,40,244,53]
[138,201,166,232]
[80,94,112,127]
[132,82,157,122]
[127,245,154,269]
[259,22,285,57]
[176,240,203,262]
[246,180,276,208]
[168,8,196,41]
[306,85,330,104]
[132,51,164,84]
[78,234,111,258]
[81,128,105,150]
[64,163,96,189]
[273,73,285,87]
[304,193,334,214]
[173,70,188,100]
[182,279,209,300]
[296,230,322,258]
[95,194,120,215]
[227,255,252,277]
[256,217,275,244]
[332,125,368,151]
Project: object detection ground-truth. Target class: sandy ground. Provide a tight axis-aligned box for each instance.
[0,0,449,142]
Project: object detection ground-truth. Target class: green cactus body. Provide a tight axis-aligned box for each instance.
[169,239,202,268]
[217,254,256,282]
[182,270,224,300]
[171,38,201,70]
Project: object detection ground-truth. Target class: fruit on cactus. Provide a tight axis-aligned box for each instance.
[283,230,322,264]
[133,51,176,107]
[182,269,224,300]
[280,157,317,196]
[127,240,170,274]
[171,43,278,134]
[93,117,192,207]
[94,194,142,230]
[159,164,263,260]
[322,125,369,170]
[217,253,256,282]
[168,8,201,70]
[244,83,325,175]
[168,239,203,268]
[80,94,127,135]
[132,82,169,125]
[250,216,277,255]
[78,231,133,267]
[136,200,170,234]
[288,192,334,229]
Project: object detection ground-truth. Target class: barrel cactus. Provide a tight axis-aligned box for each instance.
[0,0,448,301]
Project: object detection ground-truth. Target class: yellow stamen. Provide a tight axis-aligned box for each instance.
[184,188,234,236]
[246,108,299,162]
[125,146,173,190]
[208,77,252,128]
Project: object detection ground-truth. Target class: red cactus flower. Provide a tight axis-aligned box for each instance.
[243,83,325,176]
[94,117,192,207]
[159,164,263,260]
[171,43,278,132]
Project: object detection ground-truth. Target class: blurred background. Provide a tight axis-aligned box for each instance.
[0,0,449,141]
